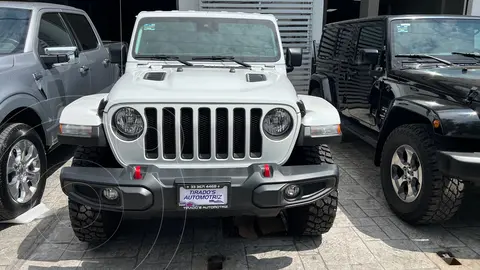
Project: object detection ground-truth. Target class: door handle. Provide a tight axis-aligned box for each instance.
[79,66,89,73]
[102,59,110,66]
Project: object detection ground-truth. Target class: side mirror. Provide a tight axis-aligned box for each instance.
[356,48,379,66]
[106,42,128,73]
[286,47,302,73]
[42,46,78,68]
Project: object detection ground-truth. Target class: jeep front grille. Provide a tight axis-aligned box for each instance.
[143,107,263,161]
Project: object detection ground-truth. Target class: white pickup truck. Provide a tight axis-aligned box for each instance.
[57,10,342,243]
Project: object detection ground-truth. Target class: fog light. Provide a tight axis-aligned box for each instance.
[284,184,300,199]
[102,188,119,200]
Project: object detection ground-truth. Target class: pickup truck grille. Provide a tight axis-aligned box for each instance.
[143,107,263,161]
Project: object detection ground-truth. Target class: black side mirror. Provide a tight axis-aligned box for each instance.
[40,54,70,69]
[286,47,302,73]
[107,42,128,73]
[357,48,379,66]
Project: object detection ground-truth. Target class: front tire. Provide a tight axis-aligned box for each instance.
[284,145,338,236]
[380,124,464,224]
[0,123,47,221]
[69,146,121,243]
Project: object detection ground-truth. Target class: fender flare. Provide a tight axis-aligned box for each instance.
[374,98,439,165]
[0,93,49,133]
[309,73,335,105]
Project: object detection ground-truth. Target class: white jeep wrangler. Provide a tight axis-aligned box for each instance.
[57,10,342,243]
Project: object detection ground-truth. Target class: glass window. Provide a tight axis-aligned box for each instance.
[318,27,338,60]
[0,8,31,55]
[38,13,74,55]
[63,13,98,51]
[391,19,480,56]
[335,27,354,61]
[132,17,281,62]
[356,25,384,63]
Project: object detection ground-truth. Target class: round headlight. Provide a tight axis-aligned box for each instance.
[113,107,144,139]
[263,108,292,137]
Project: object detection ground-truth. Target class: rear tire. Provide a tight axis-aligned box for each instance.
[0,123,47,221]
[285,145,338,236]
[380,124,464,224]
[69,146,121,243]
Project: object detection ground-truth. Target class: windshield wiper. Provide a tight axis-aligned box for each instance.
[135,55,193,66]
[451,51,480,58]
[191,56,251,68]
[395,54,453,66]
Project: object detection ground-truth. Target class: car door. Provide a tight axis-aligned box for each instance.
[334,25,357,117]
[348,22,385,128]
[62,12,113,94]
[35,11,90,134]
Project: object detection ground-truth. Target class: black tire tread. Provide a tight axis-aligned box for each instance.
[382,124,464,224]
[69,146,121,242]
[68,199,116,243]
[72,146,120,168]
[286,145,338,236]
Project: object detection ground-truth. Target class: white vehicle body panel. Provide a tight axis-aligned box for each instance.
[59,10,342,169]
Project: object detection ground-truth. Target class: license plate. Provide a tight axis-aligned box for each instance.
[178,183,229,210]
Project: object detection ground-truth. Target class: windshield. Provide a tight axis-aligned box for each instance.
[391,19,480,56]
[0,8,31,55]
[132,17,281,62]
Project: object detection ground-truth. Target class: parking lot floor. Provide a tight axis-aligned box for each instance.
[1,133,479,270]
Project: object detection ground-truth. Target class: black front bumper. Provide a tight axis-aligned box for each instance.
[437,151,480,184]
[60,163,339,218]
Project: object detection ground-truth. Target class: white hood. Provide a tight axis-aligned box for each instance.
[105,65,300,112]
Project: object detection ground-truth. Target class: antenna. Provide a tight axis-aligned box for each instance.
[119,0,124,75]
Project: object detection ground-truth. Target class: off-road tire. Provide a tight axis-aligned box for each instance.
[69,146,121,243]
[72,146,120,168]
[285,145,338,236]
[68,199,121,243]
[0,123,47,220]
[380,124,464,225]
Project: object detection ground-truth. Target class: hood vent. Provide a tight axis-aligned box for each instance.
[144,72,166,81]
[246,73,266,82]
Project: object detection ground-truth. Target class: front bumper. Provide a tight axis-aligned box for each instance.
[60,163,338,218]
[437,151,480,184]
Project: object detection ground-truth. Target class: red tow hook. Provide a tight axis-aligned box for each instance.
[263,164,272,178]
[133,166,142,180]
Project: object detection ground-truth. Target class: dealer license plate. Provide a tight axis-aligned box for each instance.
[178,183,229,210]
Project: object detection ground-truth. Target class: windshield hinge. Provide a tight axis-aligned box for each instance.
[463,88,479,104]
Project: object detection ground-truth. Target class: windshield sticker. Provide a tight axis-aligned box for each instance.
[397,23,410,33]
[143,24,155,31]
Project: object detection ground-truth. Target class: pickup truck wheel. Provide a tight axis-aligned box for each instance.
[0,123,47,221]
[381,124,464,224]
[285,145,338,236]
[69,146,121,243]
[68,199,120,243]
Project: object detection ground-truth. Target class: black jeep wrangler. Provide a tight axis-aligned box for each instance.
[310,15,480,225]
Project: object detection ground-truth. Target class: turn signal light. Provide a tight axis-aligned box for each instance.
[433,119,441,129]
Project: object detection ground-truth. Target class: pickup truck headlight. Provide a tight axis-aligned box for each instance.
[263,108,293,138]
[112,107,144,140]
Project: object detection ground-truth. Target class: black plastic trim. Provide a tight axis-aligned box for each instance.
[58,124,107,147]
[60,163,339,217]
[437,151,480,184]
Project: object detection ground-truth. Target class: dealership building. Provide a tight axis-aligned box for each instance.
[20,0,480,92]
